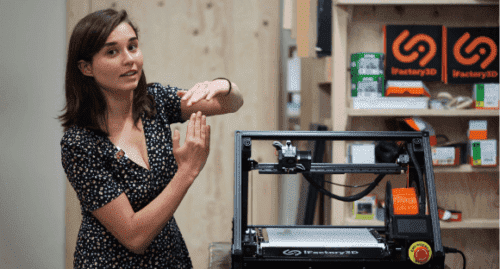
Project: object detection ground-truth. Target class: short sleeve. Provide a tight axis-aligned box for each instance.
[61,135,124,213]
[148,83,186,124]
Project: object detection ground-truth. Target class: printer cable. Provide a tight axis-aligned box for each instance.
[443,246,466,269]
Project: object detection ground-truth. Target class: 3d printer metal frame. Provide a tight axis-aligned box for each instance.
[231,131,444,269]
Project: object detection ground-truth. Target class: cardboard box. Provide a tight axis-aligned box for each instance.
[432,147,460,166]
[384,25,443,82]
[351,75,384,97]
[470,139,497,166]
[444,27,499,84]
[468,120,487,140]
[473,83,499,109]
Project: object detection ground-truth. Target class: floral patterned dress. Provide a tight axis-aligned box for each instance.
[61,83,192,268]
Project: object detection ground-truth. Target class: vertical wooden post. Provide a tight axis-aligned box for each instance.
[330,2,350,226]
[297,0,317,57]
[283,0,293,30]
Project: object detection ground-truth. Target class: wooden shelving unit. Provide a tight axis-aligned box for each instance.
[291,0,498,267]
[311,1,500,268]
[329,0,499,221]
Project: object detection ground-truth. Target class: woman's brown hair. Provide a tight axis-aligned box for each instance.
[59,9,155,135]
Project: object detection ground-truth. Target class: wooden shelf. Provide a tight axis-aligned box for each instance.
[348,108,499,117]
[345,217,499,229]
[335,0,498,5]
[434,165,499,173]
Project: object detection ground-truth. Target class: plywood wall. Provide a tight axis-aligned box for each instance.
[65,1,280,268]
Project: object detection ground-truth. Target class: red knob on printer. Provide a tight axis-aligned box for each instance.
[414,246,430,263]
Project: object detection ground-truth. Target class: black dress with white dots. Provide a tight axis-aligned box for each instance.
[61,83,192,268]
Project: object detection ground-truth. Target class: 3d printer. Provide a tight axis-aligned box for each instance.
[231,131,447,269]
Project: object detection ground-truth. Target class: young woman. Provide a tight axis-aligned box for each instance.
[60,9,243,268]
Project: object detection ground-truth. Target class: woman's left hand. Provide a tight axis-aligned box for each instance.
[177,80,230,107]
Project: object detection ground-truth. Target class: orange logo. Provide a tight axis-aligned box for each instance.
[454,33,497,69]
[393,30,437,67]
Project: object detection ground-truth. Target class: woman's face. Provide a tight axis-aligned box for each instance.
[80,22,143,93]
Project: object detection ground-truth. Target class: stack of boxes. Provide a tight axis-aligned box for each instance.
[430,120,498,167]
[468,120,497,167]
[350,52,430,109]
[469,83,498,167]
[350,53,385,98]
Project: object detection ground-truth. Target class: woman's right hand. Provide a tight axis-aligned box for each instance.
[172,111,211,182]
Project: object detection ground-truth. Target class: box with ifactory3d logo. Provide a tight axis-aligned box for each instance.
[444,27,499,84]
[384,25,443,81]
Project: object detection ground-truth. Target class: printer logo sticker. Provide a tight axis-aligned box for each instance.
[283,249,302,256]
[384,25,443,81]
[453,33,497,69]
[282,249,361,257]
[393,30,437,67]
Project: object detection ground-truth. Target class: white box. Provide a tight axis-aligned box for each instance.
[348,144,375,164]
[353,97,429,109]
[473,83,499,109]
[469,140,497,166]
[469,120,487,130]
[432,147,458,166]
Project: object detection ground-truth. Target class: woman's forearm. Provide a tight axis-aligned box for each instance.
[128,167,195,254]
[216,81,243,113]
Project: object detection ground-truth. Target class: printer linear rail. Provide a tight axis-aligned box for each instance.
[257,163,406,174]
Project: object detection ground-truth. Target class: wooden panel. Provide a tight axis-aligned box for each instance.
[65,2,91,268]
[442,229,499,269]
[349,5,499,27]
[321,56,332,83]
[435,173,499,220]
[283,0,293,29]
[291,0,297,39]
[330,4,351,226]
[66,1,280,268]
[296,0,317,57]
[301,57,333,129]
[299,58,317,130]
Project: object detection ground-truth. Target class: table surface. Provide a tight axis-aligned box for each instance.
[208,242,451,269]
